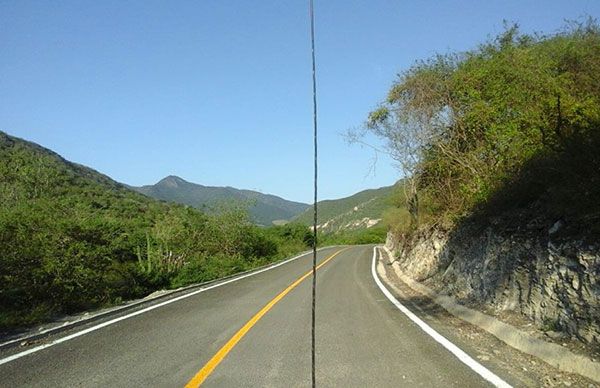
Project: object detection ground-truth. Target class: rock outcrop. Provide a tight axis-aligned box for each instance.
[386,222,600,344]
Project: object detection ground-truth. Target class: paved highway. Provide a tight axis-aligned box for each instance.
[0,245,509,387]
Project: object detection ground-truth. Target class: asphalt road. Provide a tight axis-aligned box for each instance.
[0,245,502,387]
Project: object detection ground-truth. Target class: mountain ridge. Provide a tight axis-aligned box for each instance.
[132,176,310,226]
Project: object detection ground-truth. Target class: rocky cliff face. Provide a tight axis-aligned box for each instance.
[386,222,600,344]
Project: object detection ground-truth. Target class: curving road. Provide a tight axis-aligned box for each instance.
[0,245,509,387]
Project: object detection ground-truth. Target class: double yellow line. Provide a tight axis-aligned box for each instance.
[185,248,347,387]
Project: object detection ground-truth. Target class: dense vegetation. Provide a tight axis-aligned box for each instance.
[317,226,387,246]
[363,20,600,237]
[0,132,312,330]
[134,175,309,226]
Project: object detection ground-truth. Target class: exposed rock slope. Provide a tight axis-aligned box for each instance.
[387,219,600,345]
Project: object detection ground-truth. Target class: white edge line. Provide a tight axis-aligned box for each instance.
[371,246,512,388]
[0,248,328,366]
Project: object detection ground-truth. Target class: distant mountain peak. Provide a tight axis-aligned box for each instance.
[157,175,187,188]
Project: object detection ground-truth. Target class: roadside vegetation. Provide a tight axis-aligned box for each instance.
[0,132,313,330]
[317,226,387,246]
[357,20,600,238]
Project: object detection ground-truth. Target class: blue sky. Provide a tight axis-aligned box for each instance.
[1,1,599,203]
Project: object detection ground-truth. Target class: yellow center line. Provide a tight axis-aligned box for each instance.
[184,248,348,387]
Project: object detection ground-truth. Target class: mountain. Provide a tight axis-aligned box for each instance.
[293,184,400,233]
[132,176,309,226]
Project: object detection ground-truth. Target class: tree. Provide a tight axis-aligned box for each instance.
[352,54,457,224]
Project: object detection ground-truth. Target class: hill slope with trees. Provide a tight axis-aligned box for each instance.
[294,184,398,232]
[0,131,311,330]
[363,20,600,236]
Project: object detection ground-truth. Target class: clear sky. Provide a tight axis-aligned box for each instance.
[1,1,599,203]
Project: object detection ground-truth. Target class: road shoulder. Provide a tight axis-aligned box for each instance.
[377,246,600,387]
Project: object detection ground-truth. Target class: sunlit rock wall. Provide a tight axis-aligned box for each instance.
[386,224,600,344]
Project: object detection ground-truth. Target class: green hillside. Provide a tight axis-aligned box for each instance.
[133,176,309,226]
[365,22,600,237]
[0,131,311,330]
[294,183,400,233]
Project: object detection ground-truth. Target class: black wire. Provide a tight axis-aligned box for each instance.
[309,0,318,387]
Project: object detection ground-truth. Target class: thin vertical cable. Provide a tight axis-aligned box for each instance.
[308,0,318,387]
